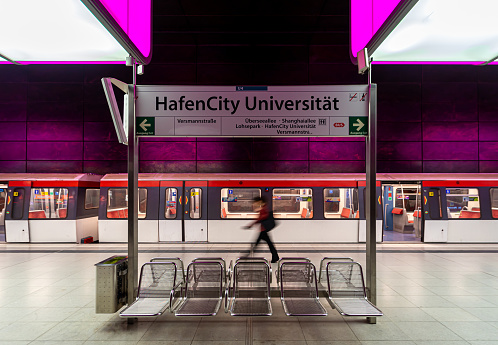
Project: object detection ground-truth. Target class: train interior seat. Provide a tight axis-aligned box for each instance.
[340,208,352,218]
[221,208,227,218]
[57,208,67,218]
[29,210,47,219]
[459,210,480,218]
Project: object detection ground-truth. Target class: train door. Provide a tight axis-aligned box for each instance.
[422,186,447,242]
[0,184,7,240]
[5,185,30,242]
[381,183,422,242]
[183,181,208,242]
[159,182,183,241]
[382,185,394,232]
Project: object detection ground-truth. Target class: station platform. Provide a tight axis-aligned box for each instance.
[0,242,498,344]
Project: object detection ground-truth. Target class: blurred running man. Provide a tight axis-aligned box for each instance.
[244,196,280,263]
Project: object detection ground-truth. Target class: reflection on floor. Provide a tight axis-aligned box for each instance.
[383,229,421,242]
[0,225,4,242]
[0,242,497,344]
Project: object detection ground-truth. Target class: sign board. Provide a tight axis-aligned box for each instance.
[135,85,370,137]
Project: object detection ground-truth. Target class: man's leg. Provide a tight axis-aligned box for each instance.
[260,231,279,262]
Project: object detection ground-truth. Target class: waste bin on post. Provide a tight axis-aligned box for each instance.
[95,255,128,314]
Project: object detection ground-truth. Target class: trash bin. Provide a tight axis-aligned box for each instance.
[95,255,128,314]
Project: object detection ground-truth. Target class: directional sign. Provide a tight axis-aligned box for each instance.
[134,85,372,137]
[349,116,368,135]
[136,117,155,136]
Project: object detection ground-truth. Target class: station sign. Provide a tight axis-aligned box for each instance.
[135,85,370,137]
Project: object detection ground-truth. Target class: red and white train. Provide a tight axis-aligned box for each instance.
[1,173,497,243]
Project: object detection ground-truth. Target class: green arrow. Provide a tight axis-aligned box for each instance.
[353,118,364,131]
[139,118,151,132]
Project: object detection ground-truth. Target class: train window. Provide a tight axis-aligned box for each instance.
[324,188,359,219]
[220,188,261,219]
[395,187,421,212]
[107,188,147,219]
[29,188,68,219]
[165,188,178,219]
[490,188,498,219]
[0,187,6,214]
[11,188,25,220]
[273,188,313,219]
[84,189,100,209]
[189,188,202,219]
[446,188,480,219]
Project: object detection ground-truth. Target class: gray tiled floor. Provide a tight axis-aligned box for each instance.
[0,242,497,344]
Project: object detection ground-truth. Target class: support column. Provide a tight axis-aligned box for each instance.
[365,68,377,324]
[127,63,138,314]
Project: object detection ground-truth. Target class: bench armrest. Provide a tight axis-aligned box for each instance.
[169,281,183,312]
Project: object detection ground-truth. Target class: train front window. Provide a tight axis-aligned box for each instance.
[165,188,178,219]
[84,189,100,209]
[29,188,68,219]
[107,188,147,219]
[446,188,480,219]
[189,188,202,219]
[490,188,498,219]
[273,188,313,218]
[220,188,261,219]
[324,188,359,219]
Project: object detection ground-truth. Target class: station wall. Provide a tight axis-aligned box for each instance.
[1,1,498,174]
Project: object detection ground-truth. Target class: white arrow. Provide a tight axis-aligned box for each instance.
[139,119,151,132]
[353,118,364,131]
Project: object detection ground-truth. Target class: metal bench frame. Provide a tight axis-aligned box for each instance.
[325,261,383,317]
[279,261,327,316]
[175,260,225,317]
[120,261,182,318]
[150,257,185,285]
[318,257,354,285]
[275,257,311,284]
[229,260,272,316]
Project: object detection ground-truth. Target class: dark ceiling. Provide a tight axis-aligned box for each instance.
[152,0,350,46]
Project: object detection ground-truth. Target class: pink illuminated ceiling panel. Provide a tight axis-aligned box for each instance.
[0,0,151,65]
[99,0,151,58]
[351,0,401,59]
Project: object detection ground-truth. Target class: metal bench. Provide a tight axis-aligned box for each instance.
[150,257,185,285]
[279,261,327,316]
[236,257,272,283]
[275,257,311,285]
[120,261,182,317]
[229,259,272,316]
[318,257,354,285]
[175,261,225,316]
[325,261,383,317]
[192,257,227,284]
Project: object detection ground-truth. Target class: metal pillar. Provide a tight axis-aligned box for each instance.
[127,62,138,317]
[365,66,377,324]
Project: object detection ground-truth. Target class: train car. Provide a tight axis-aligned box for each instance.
[1,174,102,243]
[98,173,498,244]
[98,173,383,243]
[378,173,498,243]
[2,173,497,244]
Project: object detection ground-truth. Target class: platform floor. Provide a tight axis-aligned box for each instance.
[0,242,498,344]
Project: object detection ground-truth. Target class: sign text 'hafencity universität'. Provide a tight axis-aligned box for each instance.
[135,86,370,137]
